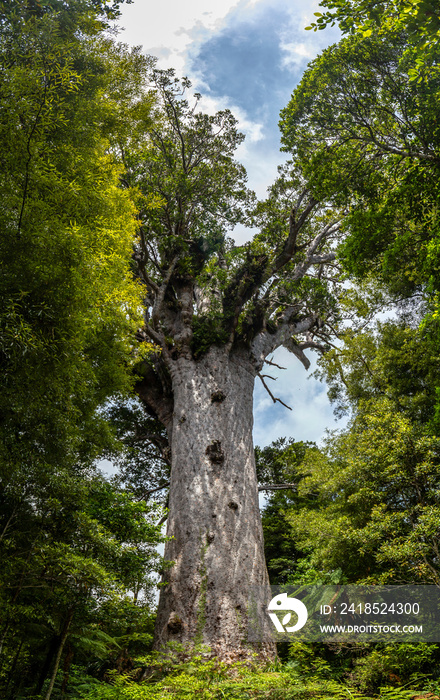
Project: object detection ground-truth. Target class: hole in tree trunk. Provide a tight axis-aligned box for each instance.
[211,391,226,403]
[167,613,183,634]
[205,440,225,464]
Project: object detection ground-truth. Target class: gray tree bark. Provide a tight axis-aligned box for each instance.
[153,346,276,660]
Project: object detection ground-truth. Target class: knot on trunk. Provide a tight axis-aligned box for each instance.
[206,440,225,464]
[211,390,226,403]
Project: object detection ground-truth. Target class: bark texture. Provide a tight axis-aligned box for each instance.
[154,347,275,660]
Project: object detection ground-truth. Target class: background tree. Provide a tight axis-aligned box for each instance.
[106,400,170,505]
[0,471,164,699]
[279,31,440,304]
[0,3,164,696]
[279,30,440,426]
[0,0,133,29]
[284,320,440,585]
[256,438,318,585]
[307,0,440,38]
[0,2,148,478]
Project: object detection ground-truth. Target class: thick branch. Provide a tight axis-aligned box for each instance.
[222,198,325,346]
[223,252,268,338]
[272,195,318,273]
[284,337,311,370]
[138,326,174,369]
[308,253,337,265]
[292,222,340,281]
[298,340,327,354]
[151,255,180,326]
[174,280,194,348]
[251,315,318,368]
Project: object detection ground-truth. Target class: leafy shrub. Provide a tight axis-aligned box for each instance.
[351,644,438,692]
[288,640,332,678]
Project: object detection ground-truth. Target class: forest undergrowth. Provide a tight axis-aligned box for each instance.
[32,642,440,700]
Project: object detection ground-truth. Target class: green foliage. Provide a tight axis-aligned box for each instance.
[288,399,440,584]
[276,318,440,585]
[254,313,440,692]
[319,321,440,425]
[305,0,440,79]
[279,32,440,301]
[257,439,318,585]
[3,0,440,695]
[0,0,134,30]
[190,317,229,357]
[122,67,253,262]
[0,468,165,696]
[121,65,343,375]
[47,652,437,699]
[287,640,333,678]
[0,5,165,698]
[307,0,440,37]
[0,9,146,478]
[106,400,170,503]
[351,644,438,692]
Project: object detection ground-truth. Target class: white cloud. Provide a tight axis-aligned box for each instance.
[280,41,315,69]
[117,0,243,71]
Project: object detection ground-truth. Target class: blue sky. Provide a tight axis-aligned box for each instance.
[117,0,345,447]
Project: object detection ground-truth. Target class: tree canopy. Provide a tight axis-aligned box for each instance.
[112,68,346,441]
[306,0,440,75]
[0,0,146,475]
[279,32,440,302]
[0,0,133,28]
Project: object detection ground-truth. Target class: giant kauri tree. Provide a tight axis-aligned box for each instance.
[120,69,343,659]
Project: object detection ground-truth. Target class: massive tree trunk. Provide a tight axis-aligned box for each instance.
[153,346,275,660]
